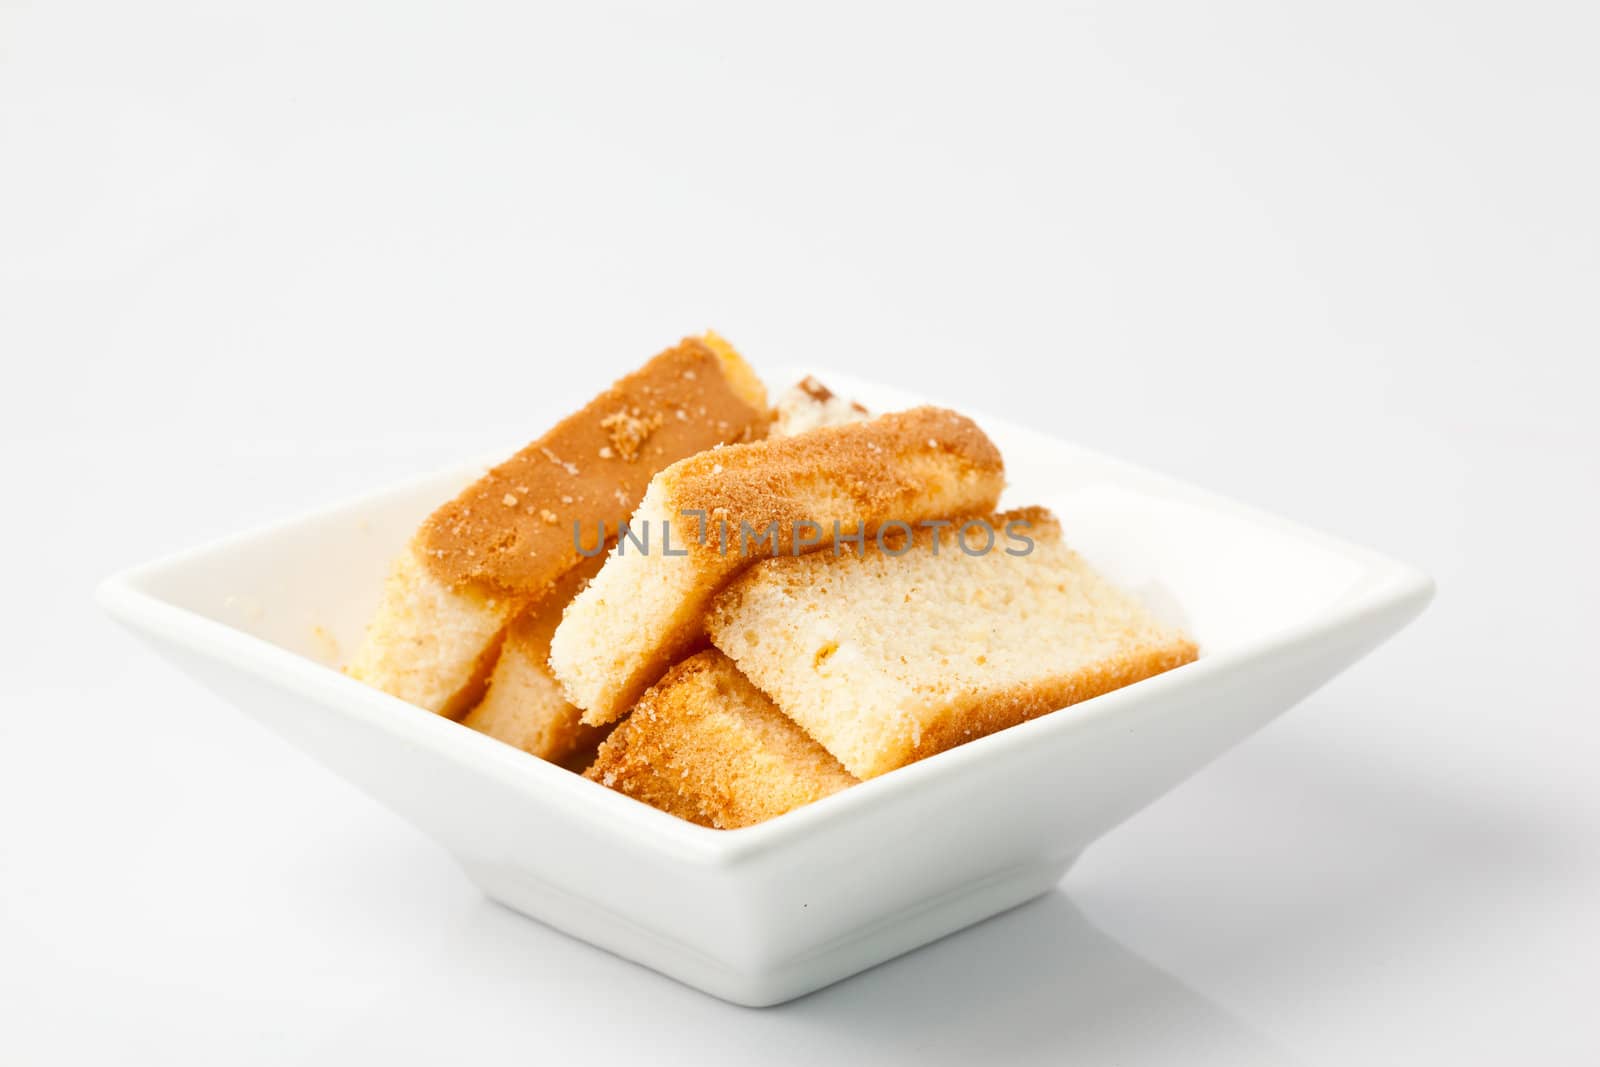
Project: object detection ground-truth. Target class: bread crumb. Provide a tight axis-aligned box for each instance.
[601,408,663,462]
[539,446,580,476]
[310,625,340,663]
[598,445,615,459]
[540,509,559,524]
[502,493,519,507]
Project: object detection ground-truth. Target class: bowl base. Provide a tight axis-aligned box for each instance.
[461,853,1078,1006]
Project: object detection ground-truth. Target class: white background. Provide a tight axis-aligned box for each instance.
[2,2,1596,1063]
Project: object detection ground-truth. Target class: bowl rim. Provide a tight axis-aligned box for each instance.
[97,365,1435,867]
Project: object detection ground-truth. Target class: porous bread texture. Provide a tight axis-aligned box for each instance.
[771,376,870,437]
[346,333,768,717]
[460,552,608,765]
[345,544,513,717]
[584,650,856,828]
[549,407,1007,725]
[707,507,1199,779]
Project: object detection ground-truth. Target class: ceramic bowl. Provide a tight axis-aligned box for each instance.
[98,369,1433,1005]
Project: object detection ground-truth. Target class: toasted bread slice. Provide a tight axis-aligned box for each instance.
[459,551,608,764]
[549,407,1007,725]
[344,547,514,717]
[584,650,856,828]
[707,507,1199,779]
[346,334,769,715]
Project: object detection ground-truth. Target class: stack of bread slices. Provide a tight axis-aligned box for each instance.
[348,336,1197,827]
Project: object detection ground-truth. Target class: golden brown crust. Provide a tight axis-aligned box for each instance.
[419,336,770,597]
[867,641,1199,777]
[583,651,856,829]
[666,406,1005,551]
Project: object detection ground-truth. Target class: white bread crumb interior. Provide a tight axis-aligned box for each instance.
[707,508,1198,779]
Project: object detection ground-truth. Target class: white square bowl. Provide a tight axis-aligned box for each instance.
[97,368,1432,1006]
